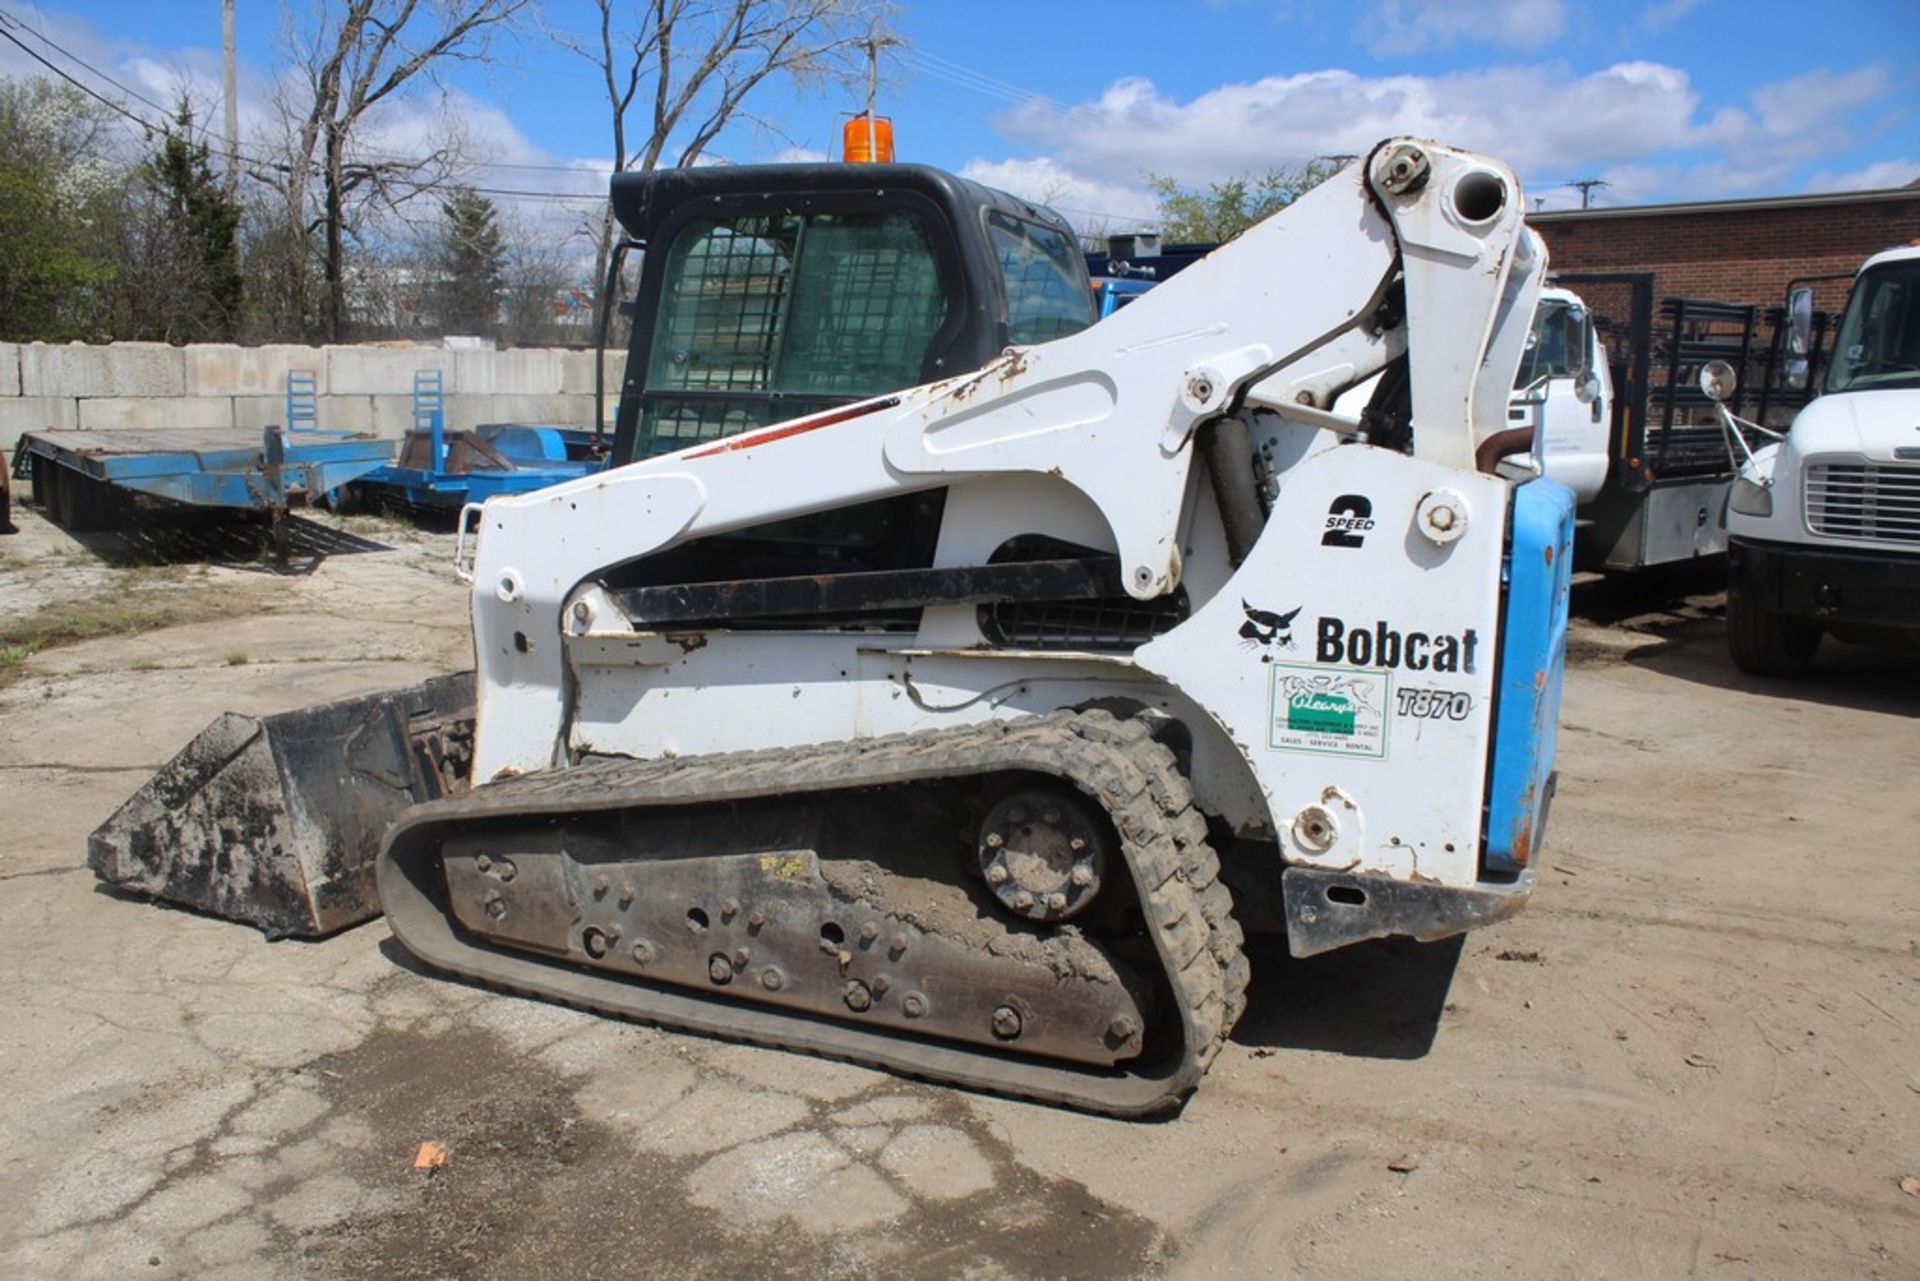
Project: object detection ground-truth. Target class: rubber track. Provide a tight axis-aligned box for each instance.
[379,710,1250,1116]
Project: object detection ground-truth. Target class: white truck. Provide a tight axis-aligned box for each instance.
[1504,285,1610,503]
[1357,277,1797,573]
[1713,244,1920,675]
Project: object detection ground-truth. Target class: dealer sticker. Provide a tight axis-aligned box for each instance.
[1266,663,1389,759]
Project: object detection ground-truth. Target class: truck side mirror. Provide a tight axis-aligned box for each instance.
[1699,359,1738,403]
[1559,307,1590,381]
[1784,286,1814,390]
[1562,306,1595,401]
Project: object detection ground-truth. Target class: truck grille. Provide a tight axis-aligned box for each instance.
[1803,460,1920,545]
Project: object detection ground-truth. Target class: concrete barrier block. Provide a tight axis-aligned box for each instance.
[21,342,187,397]
[445,393,596,432]
[0,397,78,455]
[369,394,417,439]
[560,348,628,395]
[75,396,235,432]
[455,348,564,395]
[186,344,327,397]
[229,394,375,435]
[326,346,451,395]
[0,342,20,397]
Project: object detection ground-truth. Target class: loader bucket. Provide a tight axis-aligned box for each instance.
[88,673,475,938]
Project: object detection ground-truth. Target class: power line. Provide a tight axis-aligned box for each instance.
[0,17,165,132]
[1565,177,1610,208]
[0,8,1141,219]
[0,8,621,207]
[0,8,172,118]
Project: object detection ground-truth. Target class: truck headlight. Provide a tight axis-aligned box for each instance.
[1729,475,1772,517]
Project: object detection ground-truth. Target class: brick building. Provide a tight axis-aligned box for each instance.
[1530,183,1920,315]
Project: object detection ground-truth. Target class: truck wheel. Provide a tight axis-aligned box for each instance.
[1726,592,1821,677]
[46,464,74,528]
[59,468,107,532]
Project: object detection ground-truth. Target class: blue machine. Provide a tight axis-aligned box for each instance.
[346,369,606,514]
[1483,477,1576,874]
[1086,239,1215,318]
[1091,277,1156,318]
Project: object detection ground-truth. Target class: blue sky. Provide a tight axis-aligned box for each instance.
[1,0,1914,236]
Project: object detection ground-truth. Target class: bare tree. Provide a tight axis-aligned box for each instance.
[556,0,881,287]
[263,0,530,341]
[497,207,593,348]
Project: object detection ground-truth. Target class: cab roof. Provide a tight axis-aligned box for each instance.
[1859,242,1920,274]
[609,163,1075,245]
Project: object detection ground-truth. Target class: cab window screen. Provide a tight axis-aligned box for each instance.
[987,211,1094,345]
[638,211,947,456]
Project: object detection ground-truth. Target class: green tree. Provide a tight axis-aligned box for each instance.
[433,186,506,336]
[1145,159,1345,244]
[119,104,244,341]
[0,78,123,341]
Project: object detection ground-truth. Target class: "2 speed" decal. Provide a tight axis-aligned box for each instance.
[1320,494,1375,548]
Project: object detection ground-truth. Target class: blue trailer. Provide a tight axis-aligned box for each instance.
[345,370,606,515]
[11,369,395,555]
[14,424,395,555]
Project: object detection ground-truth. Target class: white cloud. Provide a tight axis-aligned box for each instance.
[1639,0,1702,30]
[1806,157,1919,192]
[1359,0,1567,56]
[996,62,1706,186]
[957,156,1159,232]
[1747,65,1889,143]
[985,57,1898,218]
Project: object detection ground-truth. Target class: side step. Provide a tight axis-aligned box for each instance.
[89,673,474,938]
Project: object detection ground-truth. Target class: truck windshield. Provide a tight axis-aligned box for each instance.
[1514,298,1578,388]
[636,210,948,458]
[1827,259,1920,393]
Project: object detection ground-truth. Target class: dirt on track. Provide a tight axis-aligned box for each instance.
[0,508,1915,1280]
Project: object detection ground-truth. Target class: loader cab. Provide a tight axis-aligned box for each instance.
[607,163,1094,464]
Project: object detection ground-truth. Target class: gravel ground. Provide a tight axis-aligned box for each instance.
[1,504,1914,1280]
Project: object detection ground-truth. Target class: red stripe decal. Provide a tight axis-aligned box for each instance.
[684,396,902,459]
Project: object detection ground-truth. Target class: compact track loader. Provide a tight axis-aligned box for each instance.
[90,140,1573,1114]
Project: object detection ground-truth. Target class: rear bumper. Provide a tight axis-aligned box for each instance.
[1728,536,1920,629]
[1283,769,1553,957]
[1282,863,1538,958]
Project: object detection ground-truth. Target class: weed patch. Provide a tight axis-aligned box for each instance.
[0,590,252,690]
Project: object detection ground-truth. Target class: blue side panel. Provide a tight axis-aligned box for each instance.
[1092,278,1154,318]
[352,454,600,510]
[477,424,571,464]
[1484,478,1575,874]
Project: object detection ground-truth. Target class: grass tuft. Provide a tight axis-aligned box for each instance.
[0,590,252,690]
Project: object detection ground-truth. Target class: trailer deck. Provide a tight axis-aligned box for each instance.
[17,427,390,506]
[351,422,603,513]
[346,370,605,515]
[12,425,396,558]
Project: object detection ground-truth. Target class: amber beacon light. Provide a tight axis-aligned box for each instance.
[842,114,895,164]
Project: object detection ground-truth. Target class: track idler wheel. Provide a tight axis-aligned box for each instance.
[976,785,1112,923]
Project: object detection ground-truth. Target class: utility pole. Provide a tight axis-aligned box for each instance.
[859,21,900,160]
[1567,177,1610,209]
[221,0,238,199]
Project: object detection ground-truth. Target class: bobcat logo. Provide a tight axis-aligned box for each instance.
[1239,601,1302,660]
